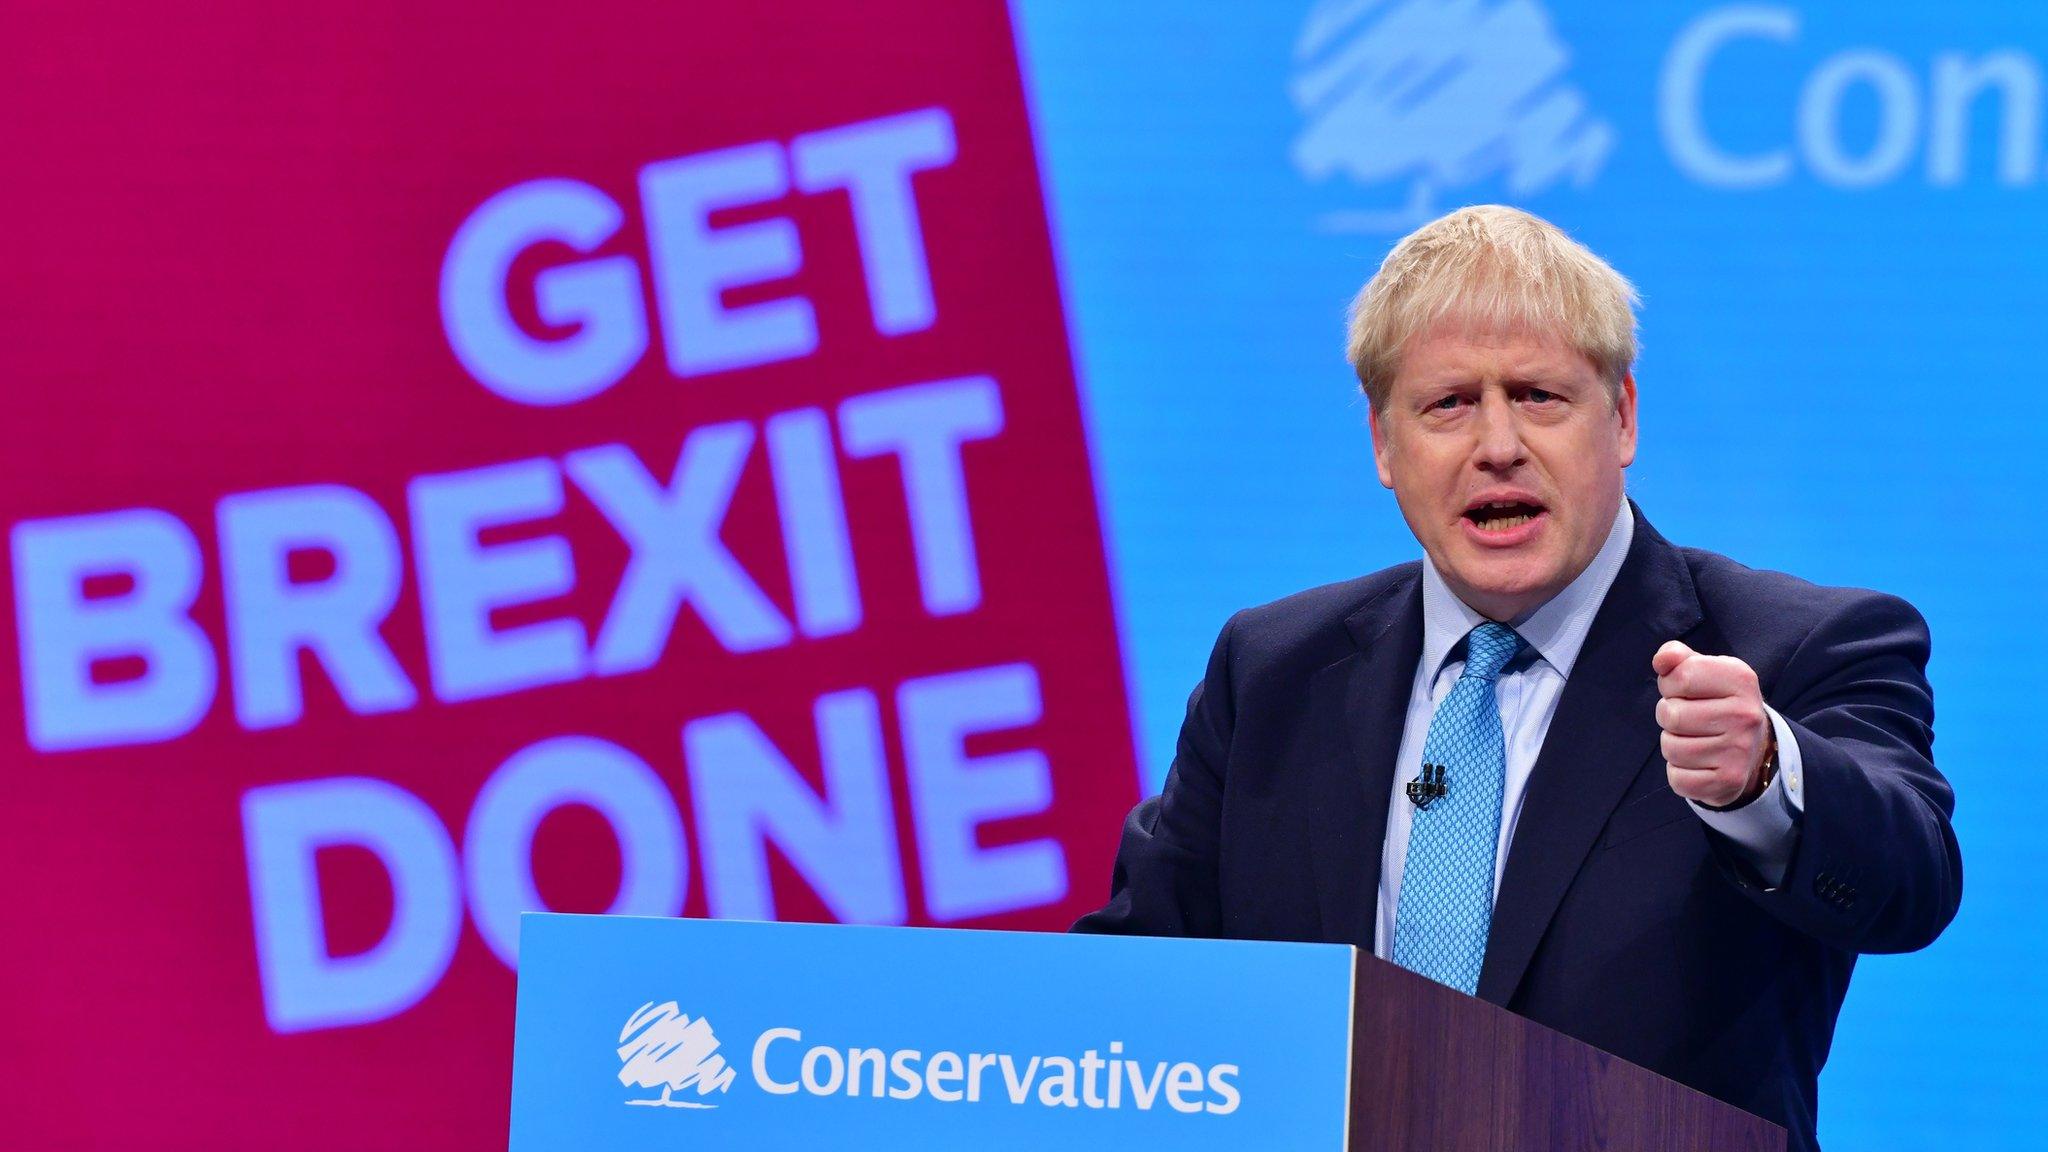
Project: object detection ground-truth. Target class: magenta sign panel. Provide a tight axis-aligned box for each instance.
[0,3,1138,1145]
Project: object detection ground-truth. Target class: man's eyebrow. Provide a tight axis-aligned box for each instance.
[1415,370,1480,386]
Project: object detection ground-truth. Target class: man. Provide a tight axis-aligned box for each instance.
[1074,205,1960,1152]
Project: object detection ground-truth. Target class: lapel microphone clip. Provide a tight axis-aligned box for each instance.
[1407,762,1448,810]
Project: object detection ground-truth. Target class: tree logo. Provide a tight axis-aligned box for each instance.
[617,1001,738,1109]
[1289,0,1614,231]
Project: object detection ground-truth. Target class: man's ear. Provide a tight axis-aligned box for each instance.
[1368,402,1396,489]
[1614,371,1638,468]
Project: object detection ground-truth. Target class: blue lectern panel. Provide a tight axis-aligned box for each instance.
[510,913,1356,1149]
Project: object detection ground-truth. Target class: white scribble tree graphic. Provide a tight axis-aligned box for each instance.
[617,1001,737,1109]
[1290,0,1614,231]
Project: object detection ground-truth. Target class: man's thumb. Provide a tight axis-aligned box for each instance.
[1652,640,1695,677]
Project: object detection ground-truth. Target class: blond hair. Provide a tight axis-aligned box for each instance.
[1346,205,1639,411]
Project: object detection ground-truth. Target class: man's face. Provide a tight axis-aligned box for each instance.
[1370,324,1636,621]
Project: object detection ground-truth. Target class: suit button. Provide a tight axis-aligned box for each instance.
[1813,872,1854,911]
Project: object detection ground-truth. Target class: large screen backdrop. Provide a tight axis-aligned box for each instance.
[2,1,2040,1149]
[0,3,1139,1146]
[1015,1,2043,1148]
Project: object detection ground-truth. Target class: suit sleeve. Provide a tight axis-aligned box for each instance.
[1688,705,1804,885]
[1709,591,1961,953]
[1070,612,1240,937]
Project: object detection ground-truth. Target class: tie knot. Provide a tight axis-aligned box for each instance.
[1461,623,1522,682]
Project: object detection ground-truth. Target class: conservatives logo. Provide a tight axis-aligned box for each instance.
[617,1001,1242,1116]
[1289,0,1613,231]
[1287,1,2048,224]
[618,1002,737,1109]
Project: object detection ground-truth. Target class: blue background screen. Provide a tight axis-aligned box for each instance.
[1014,2,2044,1146]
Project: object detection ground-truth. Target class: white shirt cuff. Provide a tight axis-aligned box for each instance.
[1688,706,1805,887]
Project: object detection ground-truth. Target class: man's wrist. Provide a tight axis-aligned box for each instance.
[1700,723,1778,813]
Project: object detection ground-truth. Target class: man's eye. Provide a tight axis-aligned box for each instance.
[1525,388,1558,403]
[1429,395,1463,410]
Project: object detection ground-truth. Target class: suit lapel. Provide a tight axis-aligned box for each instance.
[1304,569,1423,948]
[1475,510,1704,1006]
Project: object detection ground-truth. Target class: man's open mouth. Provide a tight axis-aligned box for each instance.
[1463,500,1546,533]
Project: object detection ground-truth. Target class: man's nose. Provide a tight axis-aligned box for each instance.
[1472,392,1527,472]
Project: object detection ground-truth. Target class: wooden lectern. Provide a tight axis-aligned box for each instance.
[1349,949,1785,1150]
[509,914,1785,1151]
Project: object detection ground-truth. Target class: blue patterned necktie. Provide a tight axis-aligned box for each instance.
[1392,622,1524,994]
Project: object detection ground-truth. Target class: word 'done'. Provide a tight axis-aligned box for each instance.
[244,661,1060,1033]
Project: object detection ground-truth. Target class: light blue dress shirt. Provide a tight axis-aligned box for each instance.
[1372,500,1807,960]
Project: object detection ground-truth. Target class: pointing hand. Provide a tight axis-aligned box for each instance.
[1652,640,1773,808]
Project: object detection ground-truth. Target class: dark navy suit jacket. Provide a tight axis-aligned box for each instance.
[1074,508,1961,1152]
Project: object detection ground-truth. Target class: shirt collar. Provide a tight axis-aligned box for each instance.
[1418,498,1635,680]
